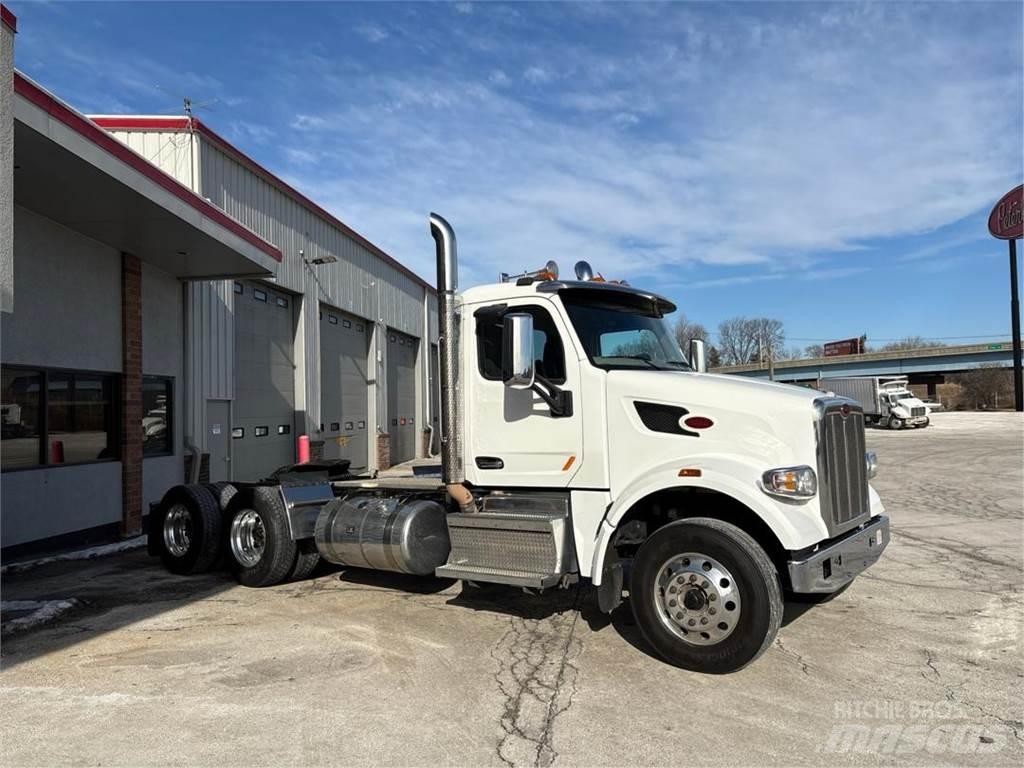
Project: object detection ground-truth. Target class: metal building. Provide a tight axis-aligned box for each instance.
[90,116,440,482]
[1,9,438,556]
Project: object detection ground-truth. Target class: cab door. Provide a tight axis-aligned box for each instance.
[466,299,584,487]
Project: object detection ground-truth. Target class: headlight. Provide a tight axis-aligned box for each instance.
[761,466,817,498]
[865,450,878,479]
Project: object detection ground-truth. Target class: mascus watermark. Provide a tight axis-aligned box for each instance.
[820,700,1010,755]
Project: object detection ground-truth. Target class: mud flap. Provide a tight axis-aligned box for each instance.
[597,545,624,613]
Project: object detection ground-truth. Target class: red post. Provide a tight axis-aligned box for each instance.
[297,435,310,464]
[49,440,64,464]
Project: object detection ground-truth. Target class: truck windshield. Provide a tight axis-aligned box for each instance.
[560,291,690,371]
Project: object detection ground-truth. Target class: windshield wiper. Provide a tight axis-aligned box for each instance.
[609,355,681,371]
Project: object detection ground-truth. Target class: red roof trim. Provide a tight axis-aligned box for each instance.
[16,77,282,262]
[1,4,16,33]
[92,115,433,292]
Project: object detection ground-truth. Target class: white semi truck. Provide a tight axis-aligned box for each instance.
[824,376,931,429]
[150,214,890,673]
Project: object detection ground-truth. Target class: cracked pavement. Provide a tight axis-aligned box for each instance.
[1,412,1021,766]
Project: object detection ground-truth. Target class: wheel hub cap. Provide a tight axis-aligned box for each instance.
[230,509,266,568]
[654,552,741,646]
[163,504,192,557]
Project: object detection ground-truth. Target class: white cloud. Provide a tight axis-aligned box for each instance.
[292,114,327,131]
[355,24,388,43]
[261,3,1021,289]
[454,2,474,14]
[523,65,552,84]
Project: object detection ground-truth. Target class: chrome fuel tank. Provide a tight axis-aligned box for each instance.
[314,496,450,575]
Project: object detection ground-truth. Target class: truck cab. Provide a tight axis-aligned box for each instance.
[429,214,890,671]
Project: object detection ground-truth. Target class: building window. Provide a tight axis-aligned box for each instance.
[344,421,353,430]
[254,426,269,437]
[276,296,288,308]
[357,421,365,429]
[253,288,267,302]
[476,305,566,384]
[329,315,338,325]
[1,367,119,471]
[330,422,340,431]
[277,424,290,435]
[232,427,244,439]
[233,282,244,294]
[1,368,42,470]
[142,376,173,457]
[342,318,351,329]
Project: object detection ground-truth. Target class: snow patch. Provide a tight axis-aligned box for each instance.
[0,536,147,575]
[1,599,78,635]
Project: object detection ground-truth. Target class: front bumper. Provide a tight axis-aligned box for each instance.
[787,515,890,593]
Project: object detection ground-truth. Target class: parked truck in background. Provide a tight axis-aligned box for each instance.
[149,214,890,673]
[823,376,930,429]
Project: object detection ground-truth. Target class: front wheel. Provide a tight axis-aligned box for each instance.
[888,416,904,430]
[630,518,782,673]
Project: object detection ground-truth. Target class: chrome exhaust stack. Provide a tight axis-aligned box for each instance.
[429,213,474,513]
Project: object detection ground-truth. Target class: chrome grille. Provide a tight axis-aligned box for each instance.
[817,400,871,535]
[911,406,925,418]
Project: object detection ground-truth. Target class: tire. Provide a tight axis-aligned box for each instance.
[225,486,297,588]
[630,517,782,673]
[288,539,321,582]
[889,417,904,430]
[789,580,852,604]
[152,485,222,575]
[204,482,237,513]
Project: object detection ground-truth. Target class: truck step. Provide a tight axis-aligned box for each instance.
[434,564,561,589]
[436,499,575,588]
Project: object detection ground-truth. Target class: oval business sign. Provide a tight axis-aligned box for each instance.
[988,184,1023,240]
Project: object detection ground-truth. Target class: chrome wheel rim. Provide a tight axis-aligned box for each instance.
[230,508,265,568]
[162,503,192,557]
[654,552,741,646]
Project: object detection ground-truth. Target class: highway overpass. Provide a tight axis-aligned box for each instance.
[712,341,1015,389]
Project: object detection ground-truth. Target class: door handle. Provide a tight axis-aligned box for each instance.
[475,456,504,470]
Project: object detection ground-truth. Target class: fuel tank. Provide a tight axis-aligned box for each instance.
[314,495,450,575]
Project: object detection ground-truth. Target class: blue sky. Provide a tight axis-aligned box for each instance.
[9,1,1023,351]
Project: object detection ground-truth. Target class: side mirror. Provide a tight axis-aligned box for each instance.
[502,313,535,389]
[689,339,707,373]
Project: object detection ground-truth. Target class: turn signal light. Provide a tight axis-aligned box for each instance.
[761,466,817,498]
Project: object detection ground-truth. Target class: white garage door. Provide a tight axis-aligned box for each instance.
[387,329,418,465]
[319,306,370,470]
[232,280,296,480]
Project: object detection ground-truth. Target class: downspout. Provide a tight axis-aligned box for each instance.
[429,213,474,514]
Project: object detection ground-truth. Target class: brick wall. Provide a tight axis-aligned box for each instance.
[121,252,142,536]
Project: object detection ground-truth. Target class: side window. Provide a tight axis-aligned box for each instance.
[476,305,566,384]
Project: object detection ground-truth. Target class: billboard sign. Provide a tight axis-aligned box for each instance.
[988,185,1023,240]
[824,337,865,357]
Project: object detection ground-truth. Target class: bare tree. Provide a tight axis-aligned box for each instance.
[673,313,709,350]
[717,316,786,366]
[804,343,825,359]
[717,317,759,366]
[954,364,1011,409]
[881,336,945,352]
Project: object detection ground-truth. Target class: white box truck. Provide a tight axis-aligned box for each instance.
[824,376,930,429]
[148,214,889,673]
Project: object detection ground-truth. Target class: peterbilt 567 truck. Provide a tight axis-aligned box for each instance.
[150,214,890,673]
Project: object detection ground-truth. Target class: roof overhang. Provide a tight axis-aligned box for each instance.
[13,73,282,280]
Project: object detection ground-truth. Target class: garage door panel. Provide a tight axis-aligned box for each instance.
[320,306,370,469]
[232,280,296,481]
[387,329,418,465]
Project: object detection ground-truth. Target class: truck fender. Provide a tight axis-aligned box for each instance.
[589,454,820,586]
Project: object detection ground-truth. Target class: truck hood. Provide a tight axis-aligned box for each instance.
[606,370,821,411]
[605,369,823,470]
